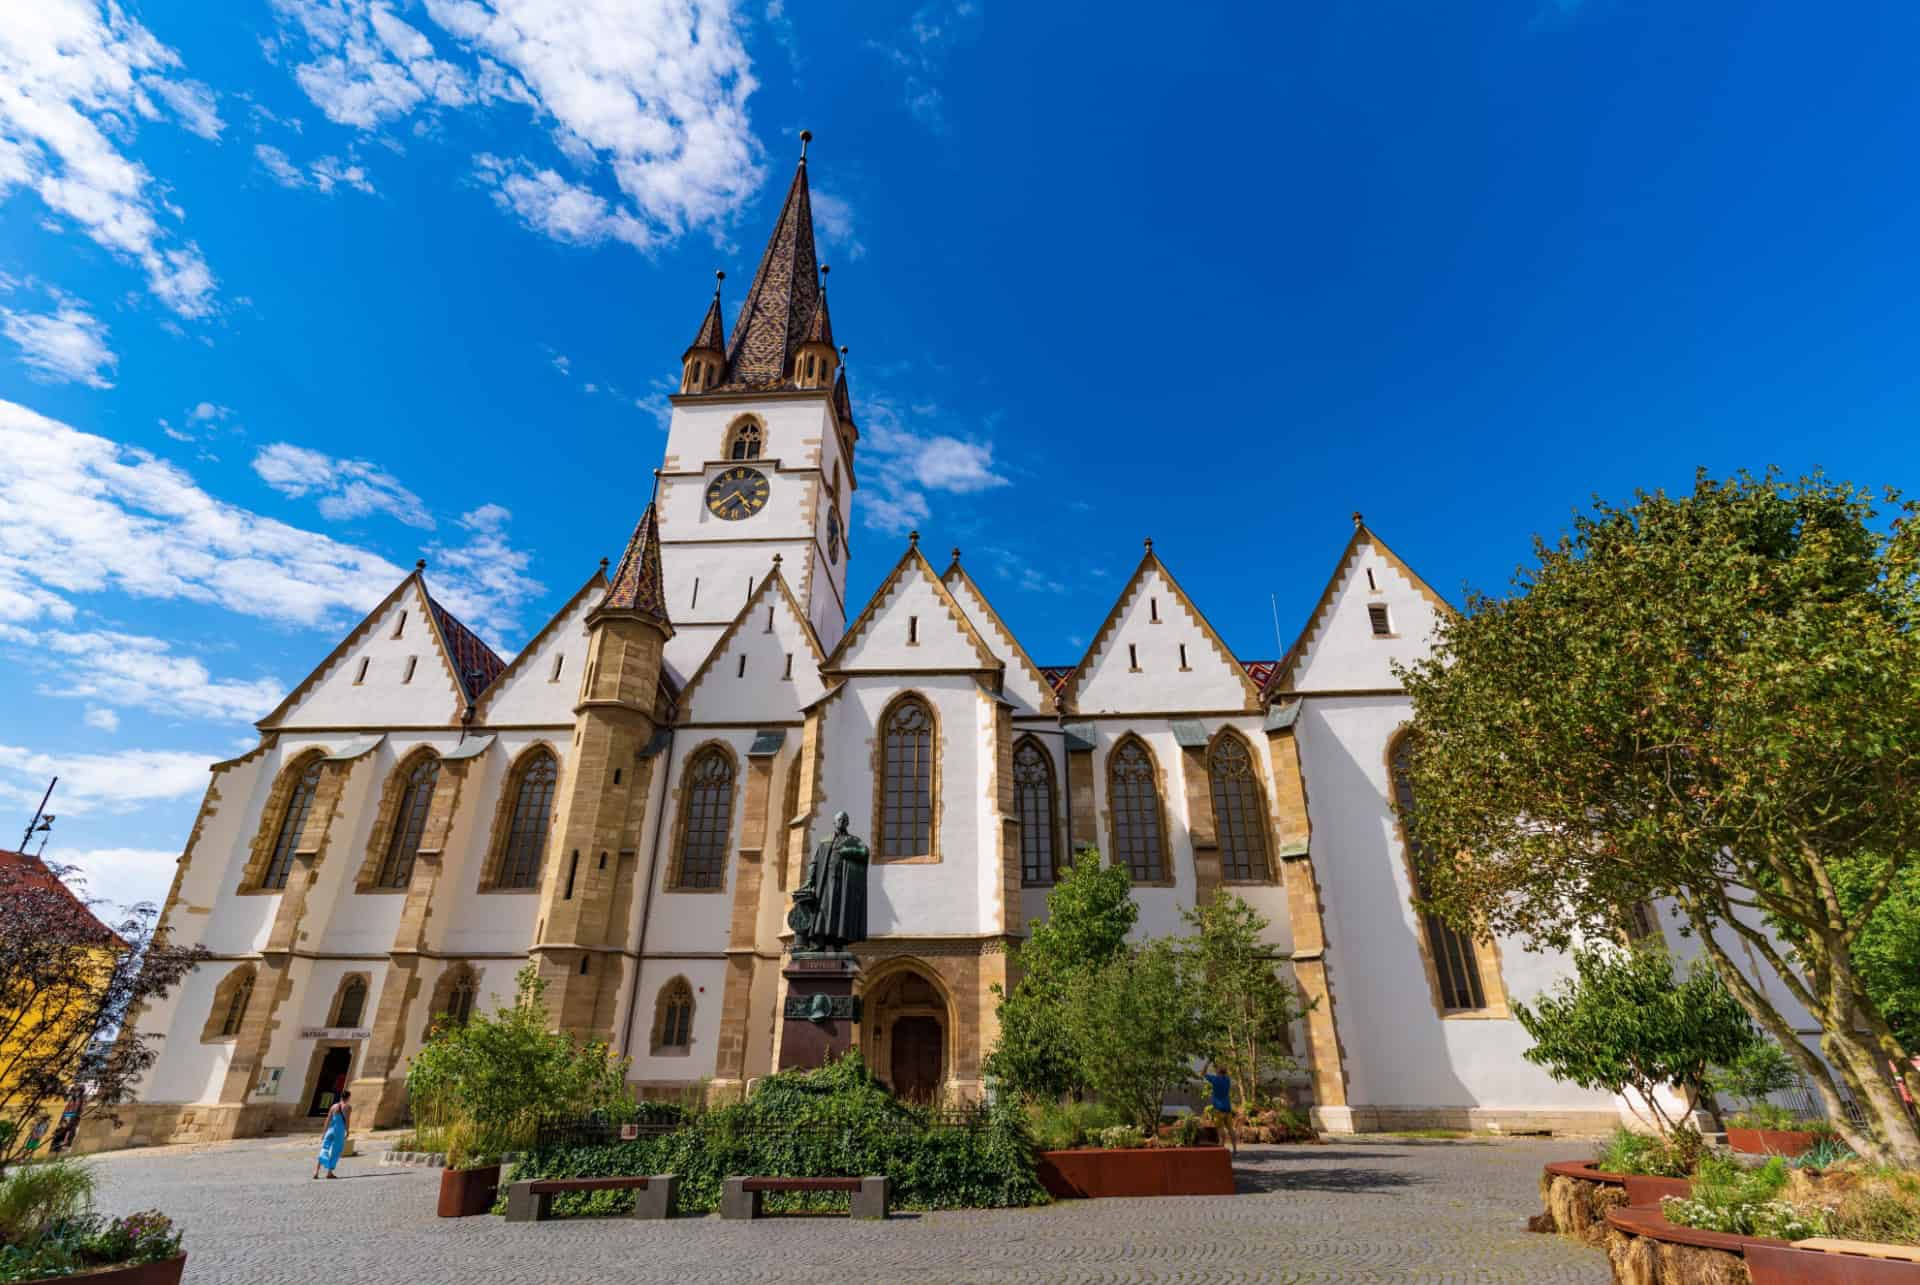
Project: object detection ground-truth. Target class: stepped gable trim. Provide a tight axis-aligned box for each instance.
[1269,520,1454,698]
[822,538,1001,675]
[674,560,828,711]
[424,590,507,704]
[256,573,449,732]
[471,568,608,723]
[941,559,1056,715]
[1058,544,1262,714]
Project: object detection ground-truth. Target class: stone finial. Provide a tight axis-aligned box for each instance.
[951,547,961,565]
[908,530,920,550]
[599,556,609,571]
[799,129,812,160]
[772,552,783,567]
[1143,537,1154,555]
[415,558,427,572]
[821,264,830,281]
[1352,510,1365,528]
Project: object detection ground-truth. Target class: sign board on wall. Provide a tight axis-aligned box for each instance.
[298,1027,373,1041]
[253,1067,283,1098]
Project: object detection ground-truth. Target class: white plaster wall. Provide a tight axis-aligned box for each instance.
[135,968,230,1104]
[1288,544,1440,693]
[627,958,728,1082]
[275,587,465,729]
[947,575,1050,715]
[835,564,985,671]
[1073,566,1251,715]
[479,592,595,727]
[679,580,827,724]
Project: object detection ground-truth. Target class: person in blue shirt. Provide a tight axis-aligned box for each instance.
[1203,1061,1235,1153]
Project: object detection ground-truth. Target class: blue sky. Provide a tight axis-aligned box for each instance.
[1,0,1913,914]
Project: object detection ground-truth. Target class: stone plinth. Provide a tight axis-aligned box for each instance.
[778,952,861,1071]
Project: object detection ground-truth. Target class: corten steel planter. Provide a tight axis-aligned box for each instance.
[16,1254,188,1285]
[1727,1126,1818,1157]
[1036,1146,1235,1199]
[437,1163,501,1217]
[1607,1203,1920,1284]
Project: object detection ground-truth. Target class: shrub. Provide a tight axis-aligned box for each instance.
[1594,1126,1699,1178]
[1063,939,1207,1133]
[499,1052,1047,1218]
[1660,1195,1830,1241]
[1027,1100,1123,1152]
[1787,1138,1856,1170]
[1182,891,1307,1112]
[1709,1039,1799,1110]
[1727,1102,1821,1133]
[1094,1125,1145,1150]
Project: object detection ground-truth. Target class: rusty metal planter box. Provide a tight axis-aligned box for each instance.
[1036,1146,1234,1199]
[437,1163,501,1217]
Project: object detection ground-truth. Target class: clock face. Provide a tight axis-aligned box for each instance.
[706,466,769,521]
[827,506,842,564]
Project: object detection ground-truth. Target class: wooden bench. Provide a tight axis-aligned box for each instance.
[721,1175,889,1221]
[504,1174,678,1222]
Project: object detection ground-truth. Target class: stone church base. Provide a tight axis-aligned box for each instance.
[1319,1105,1623,1136]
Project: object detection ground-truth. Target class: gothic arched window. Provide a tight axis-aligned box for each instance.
[728,421,763,460]
[879,695,935,859]
[1013,737,1059,886]
[209,967,254,1040]
[375,756,440,889]
[1108,737,1166,883]
[1209,732,1271,882]
[334,976,368,1028]
[673,747,735,890]
[653,977,694,1053]
[262,757,323,890]
[497,751,558,889]
[1391,737,1488,1012]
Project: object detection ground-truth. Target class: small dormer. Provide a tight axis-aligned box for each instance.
[681,271,727,394]
[794,264,838,390]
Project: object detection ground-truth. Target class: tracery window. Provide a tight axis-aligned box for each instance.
[1209,733,1271,882]
[673,747,735,890]
[375,756,439,889]
[728,421,763,460]
[334,976,368,1028]
[262,758,323,890]
[497,751,558,889]
[218,969,254,1038]
[653,977,694,1053]
[1108,737,1167,882]
[1013,737,1059,886]
[1391,738,1487,1011]
[879,696,935,859]
[445,969,478,1027]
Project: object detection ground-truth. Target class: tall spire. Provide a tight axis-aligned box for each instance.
[720,130,822,389]
[593,503,671,630]
[686,271,726,356]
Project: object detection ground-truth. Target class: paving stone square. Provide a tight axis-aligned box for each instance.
[87,1133,1609,1283]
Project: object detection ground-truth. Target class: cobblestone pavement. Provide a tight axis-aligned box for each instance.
[89,1133,1609,1284]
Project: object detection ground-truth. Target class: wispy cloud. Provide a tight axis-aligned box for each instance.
[811,188,866,262]
[855,392,1010,534]
[255,142,376,195]
[252,442,434,529]
[0,0,222,316]
[425,503,544,645]
[3,627,285,723]
[0,744,216,817]
[269,0,765,253]
[2,301,117,388]
[868,0,980,131]
[83,705,118,732]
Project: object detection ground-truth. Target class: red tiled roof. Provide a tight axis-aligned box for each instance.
[0,849,125,948]
[426,595,508,702]
[1038,659,1278,695]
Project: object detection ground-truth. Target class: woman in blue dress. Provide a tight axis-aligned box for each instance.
[312,1089,351,1180]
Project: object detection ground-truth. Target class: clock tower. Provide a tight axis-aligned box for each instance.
[655,131,857,678]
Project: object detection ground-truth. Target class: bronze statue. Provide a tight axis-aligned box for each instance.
[789,810,869,953]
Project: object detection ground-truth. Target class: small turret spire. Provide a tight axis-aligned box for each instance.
[594,503,671,629]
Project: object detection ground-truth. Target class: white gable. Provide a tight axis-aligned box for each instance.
[832,559,991,672]
[1072,564,1251,715]
[681,575,827,723]
[944,572,1050,715]
[477,585,597,726]
[1287,539,1442,692]
[272,582,463,728]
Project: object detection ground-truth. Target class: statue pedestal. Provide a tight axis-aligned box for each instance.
[778,952,861,1071]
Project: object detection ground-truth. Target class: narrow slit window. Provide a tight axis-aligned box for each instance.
[564,851,579,900]
[783,653,793,679]
[1149,597,1159,622]
[612,768,622,785]
[690,578,700,611]
[550,654,564,682]
[908,615,919,645]
[765,606,775,632]
[402,655,417,684]
[392,610,407,639]
[1368,603,1392,637]
[579,955,590,974]
[1366,567,1378,592]
[354,657,370,684]
[736,653,747,678]
[1128,643,1139,670]
[1179,644,1189,669]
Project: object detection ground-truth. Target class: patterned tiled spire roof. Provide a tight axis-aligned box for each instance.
[801,278,835,349]
[595,503,671,627]
[684,280,726,357]
[426,592,509,700]
[833,362,856,430]
[720,136,821,390]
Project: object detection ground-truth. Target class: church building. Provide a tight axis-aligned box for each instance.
[106,139,1635,1147]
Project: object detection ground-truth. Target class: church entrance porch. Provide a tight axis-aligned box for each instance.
[303,1044,355,1118]
[862,965,950,1104]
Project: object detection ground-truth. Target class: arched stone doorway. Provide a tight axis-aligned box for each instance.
[862,964,949,1104]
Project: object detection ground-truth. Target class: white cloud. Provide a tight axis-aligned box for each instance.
[2,303,117,388]
[550,352,571,374]
[5,627,286,723]
[0,0,222,316]
[83,705,118,731]
[868,0,979,131]
[252,442,434,529]
[811,188,865,261]
[270,0,763,251]
[49,846,179,918]
[855,392,1009,534]
[189,401,225,422]
[426,503,544,643]
[0,399,406,630]
[0,744,214,816]
[255,142,376,194]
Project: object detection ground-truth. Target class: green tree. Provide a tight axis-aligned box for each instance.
[1062,939,1207,1133]
[1395,469,1920,1163]
[1514,945,1757,1139]
[985,853,1136,1100]
[1180,890,1307,1112]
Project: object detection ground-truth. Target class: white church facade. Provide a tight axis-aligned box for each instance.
[105,142,1641,1147]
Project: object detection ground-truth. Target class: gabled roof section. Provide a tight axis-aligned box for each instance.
[824,535,1001,674]
[256,569,457,730]
[426,592,507,702]
[676,557,829,719]
[719,143,821,390]
[942,554,1056,715]
[1270,516,1454,697]
[470,566,608,723]
[1059,540,1263,714]
[594,503,672,630]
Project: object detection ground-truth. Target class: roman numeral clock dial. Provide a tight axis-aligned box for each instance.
[705,466,770,521]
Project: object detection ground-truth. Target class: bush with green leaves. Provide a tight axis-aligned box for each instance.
[1026,1100,1124,1152]
[1181,891,1309,1112]
[0,1160,182,1281]
[498,1052,1046,1217]
[1063,938,1208,1133]
[1593,1125,1700,1178]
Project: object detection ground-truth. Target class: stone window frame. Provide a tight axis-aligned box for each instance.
[1105,732,1174,887]
[651,976,695,1055]
[1012,734,1061,887]
[478,742,562,893]
[236,749,330,894]
[1385,728,1510,1020]
[200,964,257,1043]
[723,415,766,461]
[422,962,480,1042]
[872,690,941,865]
[666,740,739,894]
[355,746,442,893]
[1207,727,1278,885]
[326,971,373,1028]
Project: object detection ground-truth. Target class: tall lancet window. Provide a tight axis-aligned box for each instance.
[263,757,323,890]
[879,695,936,859]
[1209,732,1271,882]
[1392,737,1488,1012]
[1108,736,1167,883]
[1014,737,1060,886]
[496,751,558,889]
[673,747,735,890]
[376,756,440,889]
